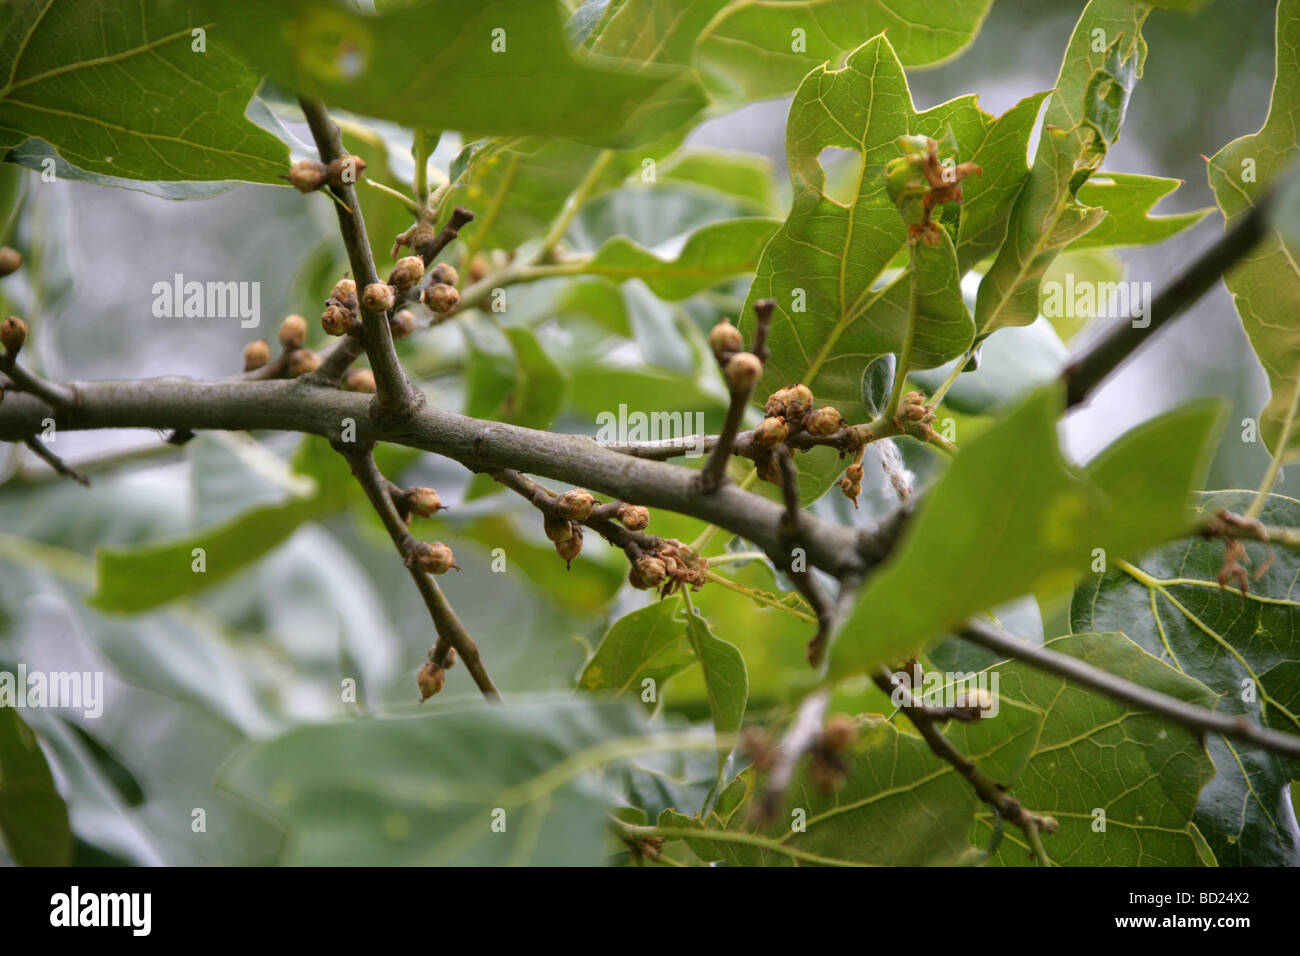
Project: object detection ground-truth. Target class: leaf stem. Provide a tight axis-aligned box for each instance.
[1245,377,1300,520]
[362,178,422,215]
[924,346,973,411]
[883,242,920,423]
[538,149,615,256]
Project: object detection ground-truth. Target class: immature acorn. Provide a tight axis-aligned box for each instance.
[845,463,864,483]
[331,278,358,307]
[752,416,788,449]
[388,255,425,294]
[806,405,843,437]
[390,309,418,340]
[468,255,490,283]
[544,512,574,544]
[629,554,668,590]
[555,489,596,522]
[407,486,444,518]
[288,159,328,193]
[287,349,321,376]
[725,352,762,390]
[344,368,376,393]
[555,529,583,566]
[0,247,22,277]
[422,283,459,314]
[430,263,459,287]
[407,223,440,264]
[416,661,445,702]
[708,319,744,358]
[321,303,356,336]
[325,154,367,187]
[411,541,456,574]
[362,282,396,313]
[279,314,308,350]
[1,315,28,355]
[242,339,270,372]
[617,504,649,531]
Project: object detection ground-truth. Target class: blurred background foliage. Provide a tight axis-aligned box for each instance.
[0,0,1287,865]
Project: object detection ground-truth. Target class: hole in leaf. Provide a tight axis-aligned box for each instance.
[817,146,863,206]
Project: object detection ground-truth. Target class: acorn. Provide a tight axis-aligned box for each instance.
[629,555,667,589]
[708,320,744,357]
[288,159,328,193]
[752,416,788,449]
[555,530,583,566]
[411,541,456,574]
[544,513,574,543]
[443,647,458,669]
[321,303,356,336]
[287,349,321,376]
[331,278,358,307]
[788,384,814,413]
[422,283,459,314]
[416,661,445,701]
[806,405,843,437]
[388,255,425,293]
[325,155,367,187]
[242,339,270,372]
[1,316,27,355]
[725,352,762,390]
[344,368,376,393]
[0,247,22,277]
[468,255,490,283]
[407,487,443,518]
[362,282,396,313]
[820,714,858,753]
[839,475,861,507]
[617,504,649,531]
[390,309,418,340]
[555,489,595,522]
[430,263,459,287]
[279,314,308,350]
[408,223,440,264]
[845,463,864,483]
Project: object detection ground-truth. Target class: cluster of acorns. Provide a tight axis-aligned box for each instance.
[321,259,461,345]
[240,314,376,392]
[627,541,707,597]
[541,489,651,569]
[755,382,848,484]
[1,248,25,359]
[287,155,368,194]
[416,646,457,703]
[707,319,762,391]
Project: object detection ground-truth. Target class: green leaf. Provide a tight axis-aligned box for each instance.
[575,217,777,300]
[0,0,287,184]
[208,0,707,149]
[221,696,656,865]
[1071,172,1212,250]
[660,149,775,212]
[683,603,747,765]
[466,323,569,431]
[665,717,983,866]
[954,633,1219,866]
[0,707,71,865]
[974,0,1148,337]
[829,390,1222,677]
[1070,490,1300,866]
[740,37,1042,412]
[89,436,352,613]
[1208,0,1300,462]
[586,0,994,105]
[579,599,695,700]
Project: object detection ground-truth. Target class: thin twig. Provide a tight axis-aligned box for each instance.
[22,436,89,485]
[1062,183,1277,408]
[960,617,1300,758]
[699,299,774,493]
[774,445,835,665]
[0,355,76,409]
[338,443,500,700]
[299,97,414,412]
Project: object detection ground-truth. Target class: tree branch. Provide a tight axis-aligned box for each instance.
[960,617,1300,758]
[337,443,499,700]
[0,378,883,580]
[298,97,414,412]
[1062,183,1277,409]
